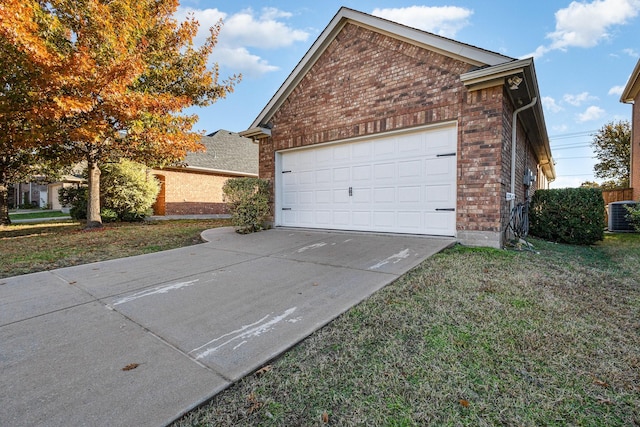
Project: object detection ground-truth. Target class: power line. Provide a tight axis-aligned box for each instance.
[555,156,595,160]
[549,130,598,140]
[552,144,592,151]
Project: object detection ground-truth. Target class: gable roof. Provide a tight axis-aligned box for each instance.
[461,57,555,180]
[181,130,258,176]
[244,7,514,131]
[621,58,640,104]
[241,6,554,181]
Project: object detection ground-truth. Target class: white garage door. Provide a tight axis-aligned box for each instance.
[277,125,457,236]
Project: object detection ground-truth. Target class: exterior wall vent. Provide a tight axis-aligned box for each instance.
[608,201,637,232]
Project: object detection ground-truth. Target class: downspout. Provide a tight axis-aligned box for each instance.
[511,97,537,211]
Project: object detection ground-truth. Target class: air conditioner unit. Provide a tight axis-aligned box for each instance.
[608,201,637,232]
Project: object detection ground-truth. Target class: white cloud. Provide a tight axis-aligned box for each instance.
[577,105,606,122]
[222,8,309,49]
[623,47,640,56]
[552,124,569,133]
[563,91,598,106]
[372,6,473,38]
[542,96,564,113]
[176,7,310,76]
[216,47,279,76]
[608,85,625,95]
[526,0,640,58]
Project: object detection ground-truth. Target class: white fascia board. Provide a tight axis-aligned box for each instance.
[620,58,640,104]
[460,58,532,86]
[163,166,258,178]
[248,7,513,129]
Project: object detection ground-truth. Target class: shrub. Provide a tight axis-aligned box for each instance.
[100,208,118,223]
[58,186,87,220]
[222,177,271,234]
[626,204,640,232]
[101,160,160,222]
[529,188,604,245]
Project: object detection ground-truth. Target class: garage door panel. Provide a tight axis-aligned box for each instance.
[333,167,350,183]
[373,211,395,228]
[316,190,332,204]
[374,139,396,157]
[316,149,333,165]
[298,191,314,205]
[424,212,456,234]
[398,133,423,154]
[426,185,455,203]
[333,211,350,225]
[315,210,331,225]
[374,163,395,180]
[352,211,371,227]
[316,169,332,183]
[283,191,297,205]
[426,157,454,178]
[352,141,372,160]
[278,126,457,236]
[398,211,422,229]
[425,128,456,151]
[299,171,314,185]
[352,165,371,181]
[352,188,371,203]
[333,189,350,204]
[374,187,395,203]
[333,145,350,161]
[398,160,422,178]
[398,186,421,203]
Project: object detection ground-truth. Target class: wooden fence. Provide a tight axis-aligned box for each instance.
[602,188,634,205]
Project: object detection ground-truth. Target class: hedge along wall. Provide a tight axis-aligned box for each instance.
[529,188,605,245]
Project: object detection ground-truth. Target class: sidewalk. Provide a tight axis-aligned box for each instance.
[0,227,454,426]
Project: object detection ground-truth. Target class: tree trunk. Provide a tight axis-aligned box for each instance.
[0,182,10,225]
[86,160,102,229]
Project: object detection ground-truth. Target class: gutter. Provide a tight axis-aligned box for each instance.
[511,96,537,211]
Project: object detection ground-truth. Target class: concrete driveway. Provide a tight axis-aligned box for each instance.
[0,227,454,426]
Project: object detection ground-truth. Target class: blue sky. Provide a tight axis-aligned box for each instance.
[179,1,640,188]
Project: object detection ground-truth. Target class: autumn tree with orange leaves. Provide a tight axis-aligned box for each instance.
[0,0,239,227]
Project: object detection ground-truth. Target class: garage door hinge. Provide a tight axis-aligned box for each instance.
[282,170,292,173]
[436,153,456,157]
[436,208,455,211]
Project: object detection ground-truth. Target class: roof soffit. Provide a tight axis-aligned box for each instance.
[621,58,640,103]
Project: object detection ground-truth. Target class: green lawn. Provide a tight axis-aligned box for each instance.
[173,234,640,427]
[0,219,231,278]
[9,210,69,220]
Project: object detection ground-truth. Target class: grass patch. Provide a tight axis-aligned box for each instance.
[0,219,231,278]
[173,234,640,427]
[9,210,69,220]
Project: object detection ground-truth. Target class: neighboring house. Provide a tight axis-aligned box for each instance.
[621,58,640,201]
[151,130,258,215]
[240,7,555,248]
[48,174,85,210]
[10,182,48,209]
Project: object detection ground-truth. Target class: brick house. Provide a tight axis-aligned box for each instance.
[621,58,640,201]
[151,130,258,216]
[241,7,555,248]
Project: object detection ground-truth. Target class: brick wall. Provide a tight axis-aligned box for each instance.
[260,22,539,246]
[151,168,232,215]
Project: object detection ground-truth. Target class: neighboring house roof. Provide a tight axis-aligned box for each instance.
[621,58,640,104]
[180,129,258,176]
[241,6,555,180]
